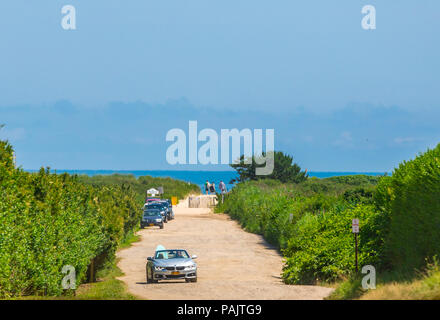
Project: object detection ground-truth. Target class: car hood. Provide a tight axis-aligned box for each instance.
[153,258,194,266]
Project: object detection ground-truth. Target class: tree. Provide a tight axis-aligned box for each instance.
[230,151,308,183]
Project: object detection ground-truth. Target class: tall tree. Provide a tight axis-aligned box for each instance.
[230,151,308,183]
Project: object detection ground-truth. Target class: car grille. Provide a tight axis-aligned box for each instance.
[164,266,185,271]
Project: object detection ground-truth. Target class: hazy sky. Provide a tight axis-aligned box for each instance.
[1,1,439,171]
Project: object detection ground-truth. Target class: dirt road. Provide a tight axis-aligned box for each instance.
[117,197,333,300]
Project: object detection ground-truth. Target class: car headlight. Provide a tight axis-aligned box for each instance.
[156,218,162,222]
[185,264,197,270]
[154,266,164,271]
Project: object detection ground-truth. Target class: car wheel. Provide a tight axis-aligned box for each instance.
[152,270,158,283]
[146,267,151,283]
[191,277,197,283]
[185,278,191,283]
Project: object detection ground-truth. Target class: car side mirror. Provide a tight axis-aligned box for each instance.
[147,257,153,261]
[191,255,197,259]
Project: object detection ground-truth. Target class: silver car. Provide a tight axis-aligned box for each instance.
[146,249,197,283]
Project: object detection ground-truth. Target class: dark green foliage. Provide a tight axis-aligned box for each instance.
[376,144,440,273]
[0,141,150,297]
[78,174,200,204]
[218,176,380,248]
[218,175,384,284]
[343,187,375,205]
[0,139,200,298]
[325,175,382,186]
[282,204,384,284]
[221,144,440,287]
[230,151,308,183]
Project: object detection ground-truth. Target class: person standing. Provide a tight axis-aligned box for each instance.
[219,180,227,203]
[219,180,227,194]
[204,180,210,195]
[209,182,216,194]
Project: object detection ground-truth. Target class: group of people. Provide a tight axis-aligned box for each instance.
[204,180,227,195]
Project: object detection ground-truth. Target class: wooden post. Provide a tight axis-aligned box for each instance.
[352,218,359,273]
[355,233,358,273]
[90,258,95,283]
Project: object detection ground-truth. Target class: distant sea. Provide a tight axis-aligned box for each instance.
[26,170,388,192]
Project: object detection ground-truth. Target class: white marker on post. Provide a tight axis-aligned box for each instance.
[352,218,359,234]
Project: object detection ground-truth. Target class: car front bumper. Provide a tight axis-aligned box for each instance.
[141,220,162,227]
[152,268,197,280]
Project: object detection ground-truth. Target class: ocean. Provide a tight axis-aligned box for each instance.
[26,170,387,192]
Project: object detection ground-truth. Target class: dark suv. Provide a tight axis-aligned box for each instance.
[141,208,164,229]
[146,202,169,223]
[158,200,174,220]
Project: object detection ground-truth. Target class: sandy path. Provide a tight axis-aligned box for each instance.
[117,197,333,300]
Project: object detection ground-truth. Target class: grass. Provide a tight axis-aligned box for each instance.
[328,258,440,300]
[325,277,366,300]
[119,229,141,250]
[73,260,137,300]
[73,230,142,300]
[14,261,137,300]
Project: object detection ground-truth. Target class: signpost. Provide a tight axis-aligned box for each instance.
[352,219,359,272]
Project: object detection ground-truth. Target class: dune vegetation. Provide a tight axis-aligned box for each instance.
[219,145,440,299]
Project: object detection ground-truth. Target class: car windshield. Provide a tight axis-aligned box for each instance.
[148,204,165,210]
[144,209,160,217]
[155,250,189,259]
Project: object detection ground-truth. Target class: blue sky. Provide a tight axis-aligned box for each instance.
[1,1,439,171]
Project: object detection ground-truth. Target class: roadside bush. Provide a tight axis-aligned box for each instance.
[376,144,440,273]
[218,176,383,284]
[282,204,383,284]
[79,174,200,204]
[0,140,140,298]
[219,179,364,250]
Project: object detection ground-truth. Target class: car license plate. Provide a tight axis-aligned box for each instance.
[149,223,154,226]
[171,271,180,275]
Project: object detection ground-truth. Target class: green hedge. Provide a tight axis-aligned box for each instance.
[218,177,381,284]
[0,140,140,298]
[79,174,200,204]
[376,144,440,272]
[282,204,386,284]
[218,181,343,250]
[221,145,440,285]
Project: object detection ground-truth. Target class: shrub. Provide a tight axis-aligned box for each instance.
[376,144,440,273]
[282,204,383,284]
[79,174,200,204]
[0,140,140,297]
[218,177,384,284]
